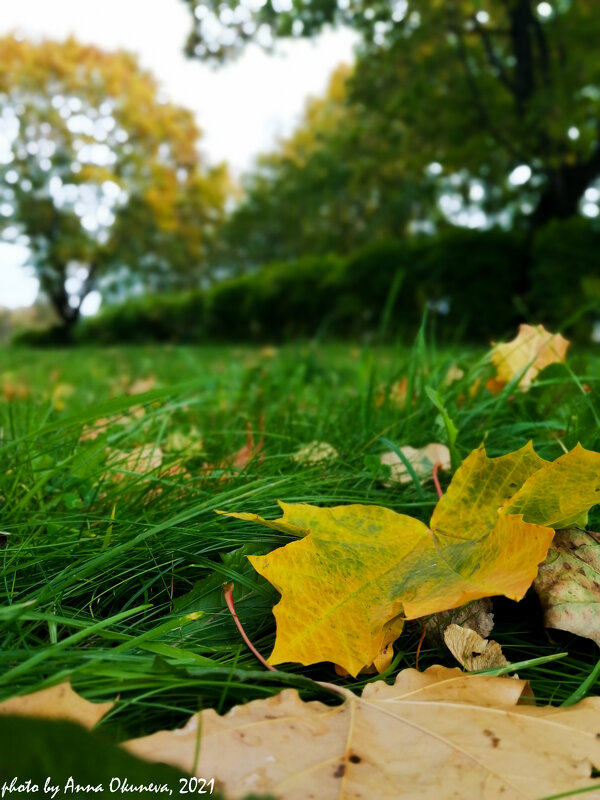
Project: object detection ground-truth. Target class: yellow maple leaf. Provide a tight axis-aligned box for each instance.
[125,666,600,800]
[505,443,600,529]
[488,323,569,393]
[219,444,555,676]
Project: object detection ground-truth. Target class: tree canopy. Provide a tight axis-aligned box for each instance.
[219,65,433,266]
[182,0,600,231]
[0,35,230,327]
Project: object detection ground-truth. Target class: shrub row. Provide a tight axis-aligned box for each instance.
[73,220,598,344]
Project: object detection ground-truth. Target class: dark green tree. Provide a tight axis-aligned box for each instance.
[182,0,600,231]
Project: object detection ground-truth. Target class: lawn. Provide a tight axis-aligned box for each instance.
[1,338,599,754]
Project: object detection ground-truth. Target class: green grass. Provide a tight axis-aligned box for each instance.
[1,336,600,748]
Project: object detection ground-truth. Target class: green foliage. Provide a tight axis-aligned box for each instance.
[183,0,600,233]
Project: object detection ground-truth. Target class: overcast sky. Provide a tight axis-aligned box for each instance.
[0,0,356,309]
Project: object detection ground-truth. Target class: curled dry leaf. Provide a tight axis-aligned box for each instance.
[534,528,600,648]
[0,683,113,729]
[125,665,600,800]
[423,598,494,650]
[292,441,338,465]
[488,323,569,394]
[444,624,511,672]
[380,443,450,486]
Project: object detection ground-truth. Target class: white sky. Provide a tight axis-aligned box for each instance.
[0,0,357,309]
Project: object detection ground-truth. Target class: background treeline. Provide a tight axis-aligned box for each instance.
[34,218,596,346]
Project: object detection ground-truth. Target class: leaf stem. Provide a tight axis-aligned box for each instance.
[222,582,275,671]
[432,461,444,499]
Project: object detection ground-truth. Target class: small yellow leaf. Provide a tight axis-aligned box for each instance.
[489,323,569,392]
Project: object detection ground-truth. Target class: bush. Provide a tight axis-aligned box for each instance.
[79,291,207,344]
[332,239,419,336]
[530,218,600,337]
[414,228,527,340]
[55,224,593,346]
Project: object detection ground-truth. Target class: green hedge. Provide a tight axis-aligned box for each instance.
[73,223,597,345]
[529,217,600,338]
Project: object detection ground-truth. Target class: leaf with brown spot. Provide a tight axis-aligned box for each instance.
[534,528,600,647]
[124,665,600,800]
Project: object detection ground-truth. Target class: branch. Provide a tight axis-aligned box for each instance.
[472,18,516,96]
[450,22,526,163]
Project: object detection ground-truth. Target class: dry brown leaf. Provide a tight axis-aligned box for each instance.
[488,323,569,393]
[380,443,451,486]
[128,375,156,395]
[0,683,113,729]
[125,665,600,800]
[105,444,163,482]
[201,420,264,479]
[2,374,30,401]
[423,598,495,649]
[444,623,511,672]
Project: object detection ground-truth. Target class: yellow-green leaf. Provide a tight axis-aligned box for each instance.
[504,444,600,529]
[220,444,555,676]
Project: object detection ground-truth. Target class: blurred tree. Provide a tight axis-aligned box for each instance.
[0,36,230,329]
[219,65,433,266]
[182,0,600,231]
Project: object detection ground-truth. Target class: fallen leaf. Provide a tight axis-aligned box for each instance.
[0,683,112,729]
[202,420,264,479]
[292,441,338,465]
[376,377,409,409]
[2,374,30,401]
[105,445,163,482]
[534,528,600,648]
[504,444,600,529]
[380,443,450,486]
[488,324,569,393]
[444,624,511,672]
[220,443,555,675]
[125,665,600,800]
[423,598,495,649]
[128,375,156,395]
[80,413,135,442]
[165,427,204,456]
[50,382,75,411]
[445,364,465,385]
